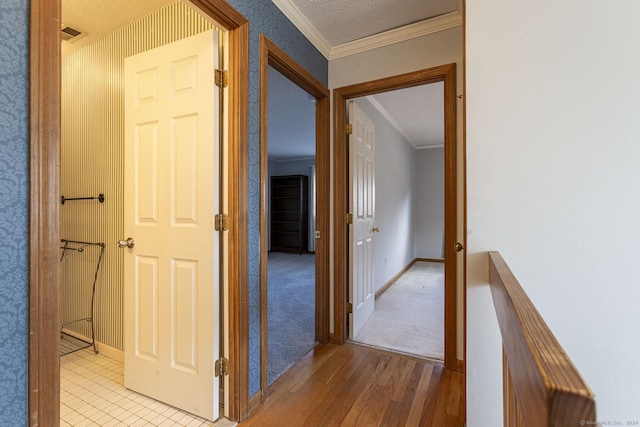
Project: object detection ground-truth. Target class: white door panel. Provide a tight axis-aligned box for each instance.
[124,29,219,421]
[349,100,376,338]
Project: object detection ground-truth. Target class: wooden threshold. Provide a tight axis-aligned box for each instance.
[238,343,464,427]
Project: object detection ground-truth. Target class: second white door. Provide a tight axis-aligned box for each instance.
[348,100,376,338]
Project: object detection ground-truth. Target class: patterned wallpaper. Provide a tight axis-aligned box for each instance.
[0,0,29,422]
[226,0,328,397]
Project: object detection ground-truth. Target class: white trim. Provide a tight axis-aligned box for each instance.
[272,1,462,60]
[330,12,463,60]
[59,328,125,363]
[365,96,444,150]
[96,342,125,363]
[416,144,445,150]
[365,95,414,146]
[271,0,332,58]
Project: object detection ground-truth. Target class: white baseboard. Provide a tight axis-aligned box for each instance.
[96,342,124,363]
[60,328,124,363]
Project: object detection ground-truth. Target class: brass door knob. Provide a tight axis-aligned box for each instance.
[371,226,380,233]
[454,242,464,252]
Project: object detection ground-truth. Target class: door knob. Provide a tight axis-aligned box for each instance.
[371,226,380,233]
[117,237,135,249]
[454,242,464,252]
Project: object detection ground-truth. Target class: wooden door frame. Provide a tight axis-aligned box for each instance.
[257,34,330,405]
[29,0,250,424]
[332,64,459,370]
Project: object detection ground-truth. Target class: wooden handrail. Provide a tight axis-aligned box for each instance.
[489,251,596,427]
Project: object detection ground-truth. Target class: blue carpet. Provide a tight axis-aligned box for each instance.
[268,252,316,385]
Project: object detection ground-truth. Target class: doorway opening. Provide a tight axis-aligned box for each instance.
[258,35,330,403]
[347,82,447,361]
[332,64,459,371]
[29,0,250,423]
[266,65,317,385]
[59,3,225,422]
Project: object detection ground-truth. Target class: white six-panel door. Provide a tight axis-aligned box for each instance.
[123,30,219,421]
[348,100,376,339]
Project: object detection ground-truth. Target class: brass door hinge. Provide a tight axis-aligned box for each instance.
[346,302,353,314]
[215,69,228,89]
[346,213,353,225]
[346,124,353,135]
[215,213,228,231]
[215,357,229,377]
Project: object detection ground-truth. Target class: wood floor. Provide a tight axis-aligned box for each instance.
[240,343,464,427]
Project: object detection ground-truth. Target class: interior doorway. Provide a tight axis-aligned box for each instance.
[59,3,224,422]
[332,64,460,370]
[347,82,447,361]
[258,35,330,400]
[266,65,317,386]
[29,0,250,422]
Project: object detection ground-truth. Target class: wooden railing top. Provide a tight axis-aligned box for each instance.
[489,251,595,426]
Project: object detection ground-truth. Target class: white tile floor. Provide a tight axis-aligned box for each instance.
[60,348,220,426]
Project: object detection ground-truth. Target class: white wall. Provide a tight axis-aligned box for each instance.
[329,26,465,358]
[467,1,640,424]
[415,147,444,259]
[355,98,417,292]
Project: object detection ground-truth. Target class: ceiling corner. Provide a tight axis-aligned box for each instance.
[271,0,332,59]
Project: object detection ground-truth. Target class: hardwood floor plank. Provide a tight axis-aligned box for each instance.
[446,370,463,417]
[389,362,422,426]
[418,364,444,426]
[427,367,451,426]
[304,349,377,425]
[405,364,435,426]
[239,343,464,427]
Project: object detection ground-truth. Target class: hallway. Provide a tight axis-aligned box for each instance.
[354,261,444,360]
[240,343,464,426]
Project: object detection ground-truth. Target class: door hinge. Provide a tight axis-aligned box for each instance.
[346,123,353,135]
[346,213,353,225]
[215,69,228,89]
[346,302,353,314]
[215,213,228,231]
[215,357,229,377]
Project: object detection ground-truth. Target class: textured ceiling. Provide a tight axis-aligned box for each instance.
[287,0,457,46]
[62,0,174,55]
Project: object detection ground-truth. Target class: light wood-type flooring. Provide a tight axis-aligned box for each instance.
[240,343,464,427]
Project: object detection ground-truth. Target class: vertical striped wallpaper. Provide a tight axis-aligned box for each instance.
[60,1,218,351]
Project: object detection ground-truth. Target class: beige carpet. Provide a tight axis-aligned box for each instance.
[353,261,444,360]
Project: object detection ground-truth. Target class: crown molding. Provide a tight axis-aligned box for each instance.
[272,2,462,61]
[271,0,332,58]
[330,11,462,60]
[365,95,444,151]
[416,144,445,150]
[365,96,415,147]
